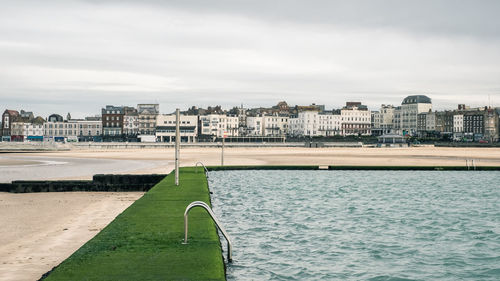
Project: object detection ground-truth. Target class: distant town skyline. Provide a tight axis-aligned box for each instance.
[1,0,499,118]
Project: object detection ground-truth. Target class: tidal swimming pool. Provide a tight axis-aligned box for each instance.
[209,170,500,280]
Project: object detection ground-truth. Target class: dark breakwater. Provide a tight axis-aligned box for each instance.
[0,174,167,193]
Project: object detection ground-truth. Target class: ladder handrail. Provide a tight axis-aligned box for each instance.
[183,201,233,262]
[195,162,209,177]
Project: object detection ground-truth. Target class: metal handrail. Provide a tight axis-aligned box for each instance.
[195,162,209,177]
[183,201,232,262]
[466,159,476,171]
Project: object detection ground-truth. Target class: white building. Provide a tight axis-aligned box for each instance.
[11,121,44,141]
[341,103,371,136]
[44,121,79,139]
[288,110,341,137]
[288,111,319,137]
[156,114,198,142]
[263,115,288,136]
[318,112,341,136]
[246,116,264,136]
[44,120,101,140]
[123,113,139,136]
[399,95,432,136]
[453,114,464,140]
[199,114,239,139]
[75,120,101,137]
[246,115,289,136]
[373,105,395,135]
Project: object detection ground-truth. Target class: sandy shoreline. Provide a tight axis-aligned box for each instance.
[0,192,143,281]
[1,146,500,280]
[9,146,500,172]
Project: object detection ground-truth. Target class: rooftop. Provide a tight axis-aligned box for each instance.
[402,95,432,105]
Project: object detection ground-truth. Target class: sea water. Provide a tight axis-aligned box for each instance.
[210,170,500,280]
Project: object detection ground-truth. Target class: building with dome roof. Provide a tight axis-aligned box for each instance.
[396,95,432,136]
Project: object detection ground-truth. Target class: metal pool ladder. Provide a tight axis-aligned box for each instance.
[195,162,209,177]
[183,201,233,262]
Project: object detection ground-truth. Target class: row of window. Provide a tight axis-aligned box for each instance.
[165,120,192,124]
[46,124,100,129]
[45,130,100,136]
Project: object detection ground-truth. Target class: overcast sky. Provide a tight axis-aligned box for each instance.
[1,0,499,118]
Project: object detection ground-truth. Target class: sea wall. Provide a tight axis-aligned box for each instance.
[207,165,500,171]
[1,174,167,193]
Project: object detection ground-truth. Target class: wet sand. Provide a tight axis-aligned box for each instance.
[9,146,500,173]
[1,146,500,280]
[0,155,167,183]
[0,192,143,281]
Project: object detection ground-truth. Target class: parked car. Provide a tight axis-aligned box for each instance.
[479,139,489,144]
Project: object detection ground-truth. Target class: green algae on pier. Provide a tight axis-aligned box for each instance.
[43,167,225,281]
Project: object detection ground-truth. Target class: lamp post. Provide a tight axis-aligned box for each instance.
[175,108,180,186]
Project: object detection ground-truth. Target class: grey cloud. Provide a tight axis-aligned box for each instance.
[89,0,500,39]
[0,0,499,116]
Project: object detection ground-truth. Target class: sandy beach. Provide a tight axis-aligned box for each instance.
[10,146,500,176]
[1,146,500,280]
[0,192,143,281]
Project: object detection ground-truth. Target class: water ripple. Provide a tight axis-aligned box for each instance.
[210,170,500,280]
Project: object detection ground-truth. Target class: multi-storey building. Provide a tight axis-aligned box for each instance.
[459,107,499,142]
[288,110,319,137]
[318,112,341,136]
[417,112,427,137]
[199,114,239,139]
[417,110,437,137]
[11,117,45,142]
[236,106,248,136]
[373,104,395,135]
[102,105,125,136]
[484,107,499,142]
[43,117,101,141]
[399,95,432,136]
[137,104,159,136]
[464,112,484,141]
[26,118,46,140]
[246,116,264,136]
[341,102,371,136]
[393,106,402,133]
[262,115,289,136]
[11,121,28,142]
[44,120,79,140]
[123,108,139,137]
[435,111,454,137]
[453,114,464,140]
[289,110,343,137]
[74,119,102,139]
[2,110,20,139]
[156,114,198,142]
[246,115,289,136]
[425,111,436,132]
[372,111,381,136]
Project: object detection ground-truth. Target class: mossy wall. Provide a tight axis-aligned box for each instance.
[1,174,167,193]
